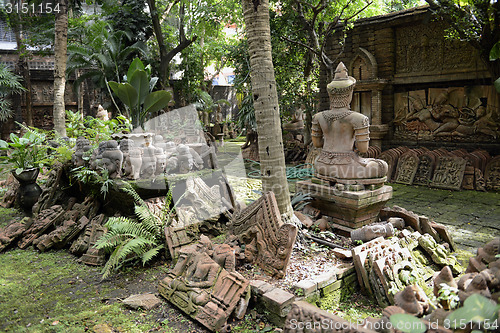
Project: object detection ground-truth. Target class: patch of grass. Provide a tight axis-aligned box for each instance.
[330,293,382,323]
[0,249,160,332]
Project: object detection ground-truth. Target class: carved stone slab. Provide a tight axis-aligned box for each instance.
[70,214,106,255]
[228,192,297,278]
[413,152,437,186]
[430,156,467,190]
[164,224,199,259]
[484,156,500,191]
[158,246,249,331]
[18,205,65,249]
[0,222,27,252]
[351,237,390,293]
[394,150,419,185]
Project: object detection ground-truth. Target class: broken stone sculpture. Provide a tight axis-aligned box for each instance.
[34,215,91,252]
[80,220,107,266]
[18,205,65,249]
[351,222,394,242]
[72,136,91,167]
[418,234,462,274]
[311,62,388,181]
[228,192,297,278]
[175,177,224,227]
[158,237,249,331]
[70,214,105,255]
[197,235,236,272]
[0,221,27,252]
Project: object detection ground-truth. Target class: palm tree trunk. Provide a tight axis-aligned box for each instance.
[53,0,68,137]
[242,0,293,220]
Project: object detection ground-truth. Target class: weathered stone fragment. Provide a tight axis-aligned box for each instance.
[228,192,297,278]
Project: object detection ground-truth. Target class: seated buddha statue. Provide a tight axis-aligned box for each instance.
[312,62,388,181]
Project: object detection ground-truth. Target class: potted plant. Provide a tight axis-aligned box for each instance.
[0,130,47,210]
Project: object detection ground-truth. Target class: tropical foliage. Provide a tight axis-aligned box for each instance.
[108,58,172,128]
[0,64,26,122]
[0,125,47,174]
[95,186,174,278]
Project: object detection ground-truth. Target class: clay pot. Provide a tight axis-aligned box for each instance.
[12,168,42,211]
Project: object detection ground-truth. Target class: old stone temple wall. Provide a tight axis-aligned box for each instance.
[321,6,500,155]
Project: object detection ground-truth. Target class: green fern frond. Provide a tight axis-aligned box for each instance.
[141,245,164,265]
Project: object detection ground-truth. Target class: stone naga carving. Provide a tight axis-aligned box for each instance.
[228,192,297,278]
[311,62,388,181]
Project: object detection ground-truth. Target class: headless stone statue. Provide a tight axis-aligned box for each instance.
[312,62,388,181]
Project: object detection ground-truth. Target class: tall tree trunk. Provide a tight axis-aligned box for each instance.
[242,0,293,220]
[53,0,68,137]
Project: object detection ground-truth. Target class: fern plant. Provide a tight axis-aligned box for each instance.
[94,185,174,278]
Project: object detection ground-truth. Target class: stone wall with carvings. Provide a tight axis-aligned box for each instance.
[322,6,499,154]
[0,52,102,137]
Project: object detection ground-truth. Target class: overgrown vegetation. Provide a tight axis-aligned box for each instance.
[95,185,174,278]
[0,64,26,122]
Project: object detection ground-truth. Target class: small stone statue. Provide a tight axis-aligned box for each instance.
[433,266,457,298]
[128,148,143,180]
[177,144,196,173]
[393,285,428,317]
[96,105,109,121]
[351,222,394,242]
[140,146,157,179]
[72,137,91,167]
[119,139,135,178]
[311,62,388,181]
[101,140,123,179]
[164,142,177,159]
[155,148,167,175]
[154,134,167,151]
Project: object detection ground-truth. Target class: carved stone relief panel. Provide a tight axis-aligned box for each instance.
[228,192,297,278]
[413,152,437,186]
[485,156,500,191]
[395,21,480,76]
[430,156,467,190]
[394,86,499,143]
[394,150,420,185]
